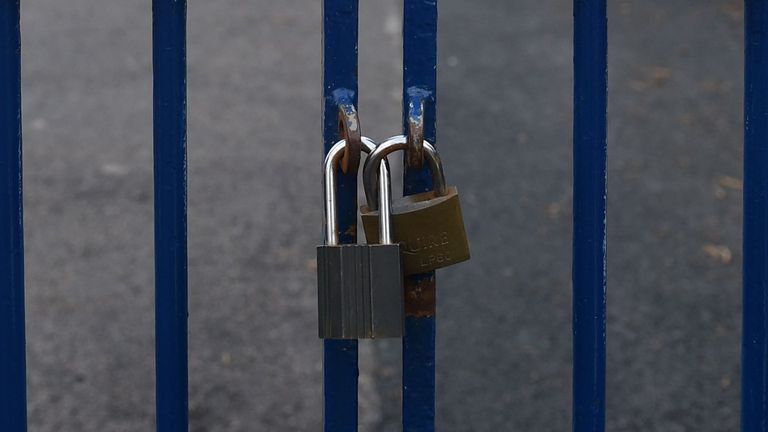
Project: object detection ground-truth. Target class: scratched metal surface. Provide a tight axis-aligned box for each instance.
[18,0,742,431]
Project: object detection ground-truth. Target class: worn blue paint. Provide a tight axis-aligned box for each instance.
[153,0,188,431]
[0,1,26,430]
[323,1,359,431]
[402,2,436,196]
[323,339,358,431]
[742,2,768,431]
[572,1,607,431]
[403,1,437,431]
[403,313,436,432]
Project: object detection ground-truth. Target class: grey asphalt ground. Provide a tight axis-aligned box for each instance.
[18,0,744,430]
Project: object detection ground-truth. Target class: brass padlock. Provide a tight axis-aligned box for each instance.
[360,135,470,275]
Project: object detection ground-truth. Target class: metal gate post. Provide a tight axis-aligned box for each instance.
[742,2,768,431]
[322,1,360,431]
[402,1,438,430]
[572,1,607,431]
[0,1,27,430]
[153,1,189,430]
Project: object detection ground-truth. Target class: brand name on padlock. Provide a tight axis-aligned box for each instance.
[416,250,452,269]
[403,231,450,252]
[402,231,455,271]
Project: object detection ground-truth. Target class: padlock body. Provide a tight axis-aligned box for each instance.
[361,186,470,275]
[317,244,403,339]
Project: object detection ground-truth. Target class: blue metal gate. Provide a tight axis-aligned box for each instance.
[0,1,26,429]
[2,0,768,431]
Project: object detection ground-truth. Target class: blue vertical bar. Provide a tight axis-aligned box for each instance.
[153,0,188,431]
[0,1,27,431]
[323,1,359,431]
[572,1,607,431]
[402,1,437,431]
[742,2,768,431]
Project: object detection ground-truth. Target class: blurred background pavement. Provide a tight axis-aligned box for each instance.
[20,0,743,430]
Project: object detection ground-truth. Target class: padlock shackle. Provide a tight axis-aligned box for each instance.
[324,137,392,246]
[377,155,394,245]
[362,135,447,210]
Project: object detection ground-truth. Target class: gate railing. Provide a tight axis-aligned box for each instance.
[322,1,360,429]
[2,1,768,431]
[152,0,189,430]
[572,1,607,430]
[1,1,26,430]
[742,2,768,430]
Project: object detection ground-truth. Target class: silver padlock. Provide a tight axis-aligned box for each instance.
[317,138,404,339]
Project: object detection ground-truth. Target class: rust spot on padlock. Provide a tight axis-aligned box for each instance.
[404,274,436,317]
